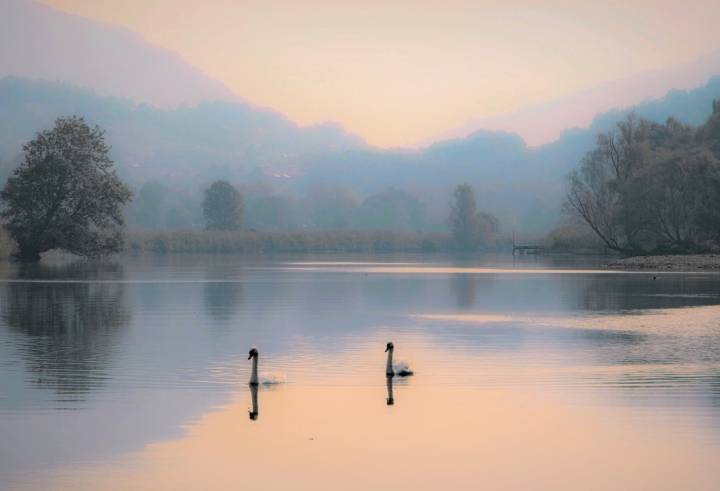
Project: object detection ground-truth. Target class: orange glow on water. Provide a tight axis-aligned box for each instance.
[27,384,720,490]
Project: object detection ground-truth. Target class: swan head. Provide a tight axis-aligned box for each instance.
[385,342,394,352]
[248,347,258,360]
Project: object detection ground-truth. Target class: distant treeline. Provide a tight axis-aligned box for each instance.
[0,114,502,260]
[0,120,502,260]
[128,183,446,233]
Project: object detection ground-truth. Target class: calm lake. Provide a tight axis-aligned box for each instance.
[1,254,720,490]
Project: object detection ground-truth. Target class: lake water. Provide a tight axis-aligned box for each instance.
[1,254,720,490]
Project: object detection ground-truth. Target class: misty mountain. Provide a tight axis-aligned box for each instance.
[438,49,720,147]
[0,0,235,107]
[0,77,366,185]
[0,76,719,231]
[298,76,720,229]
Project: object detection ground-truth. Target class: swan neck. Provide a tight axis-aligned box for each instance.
[386,349,394,375]
[250,355,259,384]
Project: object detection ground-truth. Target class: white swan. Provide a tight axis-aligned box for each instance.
[385,342,414,377]
[248,347,287,386]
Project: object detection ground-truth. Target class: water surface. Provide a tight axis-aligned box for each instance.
[1,254,720,489]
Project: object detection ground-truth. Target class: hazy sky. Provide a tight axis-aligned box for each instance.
[41,0,720,147]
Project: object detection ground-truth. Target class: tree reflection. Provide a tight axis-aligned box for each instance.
[386,376,394,406]
[0,262,129,401]
[450,272,497,310]
[203,264,243,323]
[248,383,259,420]
[451,274,477,309]
[575,274,720,312]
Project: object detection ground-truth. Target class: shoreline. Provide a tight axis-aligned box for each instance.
[607,254,720,271]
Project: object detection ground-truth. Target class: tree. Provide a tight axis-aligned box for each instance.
[0,116,131,261]
[565,114,655,254]
[202,180,243,230]
[565,107,720,254]
[448,184,498,250]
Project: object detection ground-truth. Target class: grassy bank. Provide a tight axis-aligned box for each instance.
[542,223,608,255]
[607,254,720,271]
[125,229,458,254]
[0,227,518,258]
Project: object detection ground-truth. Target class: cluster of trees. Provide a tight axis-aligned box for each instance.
[127,181,436,232]
[566,101,720,254]
[203,180,243,231]
[15,100,720,260]
[201,179,499,250]
[0,116,500,260]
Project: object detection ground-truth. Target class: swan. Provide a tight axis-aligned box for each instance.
[385,342,414,377]
[248,347,287,386]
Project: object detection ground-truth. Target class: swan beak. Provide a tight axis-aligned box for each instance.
[248,353,253,360]
[385,346,389,352]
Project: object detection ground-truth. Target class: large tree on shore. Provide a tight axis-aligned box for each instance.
[565,104,720,255]
[0,116,132,261]
[203,180,243,230]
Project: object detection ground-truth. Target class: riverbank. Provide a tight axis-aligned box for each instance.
[607,254,720,271]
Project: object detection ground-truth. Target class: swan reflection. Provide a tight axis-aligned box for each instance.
[386,376,394,406]
[248,383,259,420]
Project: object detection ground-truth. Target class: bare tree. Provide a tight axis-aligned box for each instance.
[566,107,720,255]
[565,114,653,254]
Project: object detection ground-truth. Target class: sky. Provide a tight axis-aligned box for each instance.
[41,0,720,147]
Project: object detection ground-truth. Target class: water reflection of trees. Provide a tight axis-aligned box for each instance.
[450,273,497,310]
[451,274,477,309]
[0,262,129,400]
[574,274,720,312]
[563,272,720,410]
[386,376,394,406]
[203,264,243,323]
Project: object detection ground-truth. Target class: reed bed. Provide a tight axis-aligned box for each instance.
[125,229,455,254]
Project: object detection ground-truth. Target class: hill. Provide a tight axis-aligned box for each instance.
[0,0,235,107]
[0,76,719,231]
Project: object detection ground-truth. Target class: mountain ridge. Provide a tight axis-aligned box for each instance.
[0,0,237,107]
[434,50,720,148]
[0,75,718,232]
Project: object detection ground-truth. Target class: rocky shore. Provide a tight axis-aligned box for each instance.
[607,254,720,271]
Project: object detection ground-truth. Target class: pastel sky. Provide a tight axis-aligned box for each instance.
[41,0,720,147]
